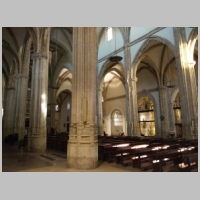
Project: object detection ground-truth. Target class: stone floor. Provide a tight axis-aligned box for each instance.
[2,144,198,200]
[2,144,151,172]
[2,144,196,172]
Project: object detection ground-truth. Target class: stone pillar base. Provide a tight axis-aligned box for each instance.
[18,133,25,141]
[27,136,46,152]
[2,128,14,141]
[67,143,98,169]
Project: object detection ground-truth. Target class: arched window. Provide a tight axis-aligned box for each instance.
[55,104,59,111]
[107,27,112,41]
[111,109,123,135]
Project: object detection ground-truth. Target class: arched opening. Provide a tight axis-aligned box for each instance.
[55,90,72,134]
[138,97,155,136]
[100,63,126,136]
[111,109,124,136]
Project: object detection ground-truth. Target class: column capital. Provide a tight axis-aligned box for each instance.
[47,103,57,106]
[131,77,138,82]
[99,86,103,92]
[123,43,130,49]
[49,85,59,89]
[6,86,15,90]
[7,75,15,89]
[159,86,167,91]
[14,74,28,79]
[141,89,148,96]
[31,52,48,60]
[187,61,196,67]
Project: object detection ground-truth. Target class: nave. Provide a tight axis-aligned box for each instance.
[2,135,198,172]
[2,27,198,170]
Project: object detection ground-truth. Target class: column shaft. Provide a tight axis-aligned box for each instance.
[131,77,140,136]
[124,43,132,136]
[2,75,16,139]
[27,52,48,152]
[159,86,169,137]
[97,89,103,136]
[173,27,198,139]
[67,27,98,169]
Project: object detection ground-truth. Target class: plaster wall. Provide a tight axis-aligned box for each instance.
[103,98,126,136]
[153,27,175,45]
[98,28,124,60]
[130,27,157,41]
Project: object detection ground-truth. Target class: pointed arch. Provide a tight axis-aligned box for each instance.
[131,36,175,79]
[187,27,198,62]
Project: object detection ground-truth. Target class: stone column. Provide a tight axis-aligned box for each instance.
[173,28,197,139]
[13,74,21,133]
[49,86,58,132]
[168,95,176,135]
[158,86,169,137]
[2,74,5,116]
[124,42,132,136]
[14,74,29,140]
[187,61,198,138]
[102,85,107,134]
[27,52,48,152]
[131,77,140,136]
[13,42,31,140]
[67,27,98,169]
[97,87,103,136]
[2,75,16,139]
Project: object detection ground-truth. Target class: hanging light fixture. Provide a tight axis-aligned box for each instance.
[166,45,175,88]
[109,27,123,62]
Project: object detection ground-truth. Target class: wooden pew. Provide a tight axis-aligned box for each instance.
[152,144,198,172]
[47,133,69,152]
[115,144,149,166]
[178,153,198,172]
[104,143,132,162]
[132,146,156,170]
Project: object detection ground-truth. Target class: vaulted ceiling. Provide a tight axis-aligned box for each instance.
[2,27,198,90]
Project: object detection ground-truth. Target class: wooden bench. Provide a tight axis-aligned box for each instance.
[100,143,131,162]
[115,143,150,166]
[152,149,183,172]
[178,153,198,172]
[47,134,69,152]
[132,147,156,170]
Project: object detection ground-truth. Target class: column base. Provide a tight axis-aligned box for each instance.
[27,136,46,152]
[67,143,98,169]
[2,128,14,141]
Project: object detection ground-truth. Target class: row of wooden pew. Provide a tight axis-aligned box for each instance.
[98,136,198,172]
[47,132,69,152]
